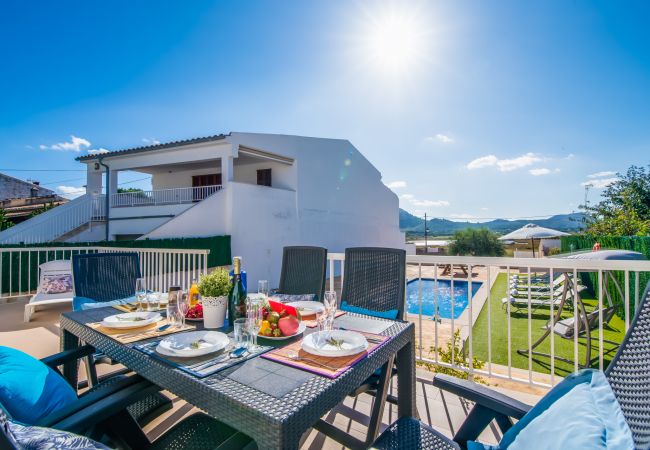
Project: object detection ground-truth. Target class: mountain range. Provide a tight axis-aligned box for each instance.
[399,209,586,236]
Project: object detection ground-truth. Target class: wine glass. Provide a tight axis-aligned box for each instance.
[246,298,264,351]
[258,280,269,298]
[177,292,190,327]
[323,291,337,332]
[135,278,147,312]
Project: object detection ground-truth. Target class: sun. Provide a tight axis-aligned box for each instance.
[359,7,428,77]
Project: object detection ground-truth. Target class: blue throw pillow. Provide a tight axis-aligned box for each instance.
[73,296,136,311]
[340,300,399,320]
[469,370,633,450]
[0,347,78,425]
[7,421,111,450]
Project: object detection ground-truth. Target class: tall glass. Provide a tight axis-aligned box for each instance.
[233,318,248,349]
[323,291,337,331]
[135,278,147,312]
[246,297,264,351]
[258,280,269,298]
[166,295,182,329]
[177,292,190,327]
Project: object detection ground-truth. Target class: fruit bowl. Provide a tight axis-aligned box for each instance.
[185,304,203,321]
[258,300,305,339]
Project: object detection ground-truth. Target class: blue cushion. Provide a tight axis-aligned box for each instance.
[7,421,111,450]
[469,370,633,450]
[340,301,399,320]
[73,296,135,311]
[0,347,78,425]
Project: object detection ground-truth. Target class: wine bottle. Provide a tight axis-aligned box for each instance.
[228,256,247,325]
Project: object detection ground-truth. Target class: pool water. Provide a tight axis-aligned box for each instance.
[406,279,482,319]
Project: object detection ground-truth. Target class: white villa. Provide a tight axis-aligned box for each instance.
[0,132,403,286]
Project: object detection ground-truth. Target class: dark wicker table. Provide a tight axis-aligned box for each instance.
[59,309,416,450]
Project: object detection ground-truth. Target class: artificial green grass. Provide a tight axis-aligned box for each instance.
[471,273,627,377]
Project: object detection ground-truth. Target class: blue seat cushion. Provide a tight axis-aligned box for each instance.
[0,347,78,425]
[340,301,399,320]
[468,370,633,450]
[7,421,111,450]
[73,296,135,311]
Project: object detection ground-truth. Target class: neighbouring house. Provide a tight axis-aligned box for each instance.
[0,132,404,287]
[0,173,67,224]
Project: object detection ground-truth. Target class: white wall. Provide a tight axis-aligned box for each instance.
[151,166,222,190]
[233,160,295,191]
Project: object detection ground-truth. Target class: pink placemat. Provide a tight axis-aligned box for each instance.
[261,331,389,379]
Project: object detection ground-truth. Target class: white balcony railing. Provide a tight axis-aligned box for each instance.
[0,195,106,245]
[0,246,209,299]
[326,253,650,389]
[111,185,222,208]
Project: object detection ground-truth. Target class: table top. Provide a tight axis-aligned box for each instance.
[60,307,415,449]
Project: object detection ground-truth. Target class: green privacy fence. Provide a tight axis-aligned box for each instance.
[0,235,231,297]
[560,235,650,316]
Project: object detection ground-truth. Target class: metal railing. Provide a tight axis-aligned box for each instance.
[326,253,650,389]
[111,185,222,207]
[0,246,209,300]
[0,195,106,245]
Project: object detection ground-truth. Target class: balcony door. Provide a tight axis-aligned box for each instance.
[192,174,221,201]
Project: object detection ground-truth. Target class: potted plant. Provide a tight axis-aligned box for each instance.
[198,268,232,328]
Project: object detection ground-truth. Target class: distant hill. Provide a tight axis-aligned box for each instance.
[400,209,586,236]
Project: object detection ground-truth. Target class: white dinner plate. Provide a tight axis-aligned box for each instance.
[301,330,368,357]
[157,331,229,357]
[101,312,161,329]
[286,301,325,316]
[259,322,307,340]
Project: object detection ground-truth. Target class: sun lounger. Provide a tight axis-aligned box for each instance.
[24,260,73,322]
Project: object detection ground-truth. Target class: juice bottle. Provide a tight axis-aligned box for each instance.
[189,278,200,306]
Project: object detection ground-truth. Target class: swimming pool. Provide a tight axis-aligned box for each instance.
[406,278,482,319]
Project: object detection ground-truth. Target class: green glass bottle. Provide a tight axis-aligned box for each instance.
[228,256,247,325]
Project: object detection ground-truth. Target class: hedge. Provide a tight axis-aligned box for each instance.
[560,236,650,316]
[0,235,231,296]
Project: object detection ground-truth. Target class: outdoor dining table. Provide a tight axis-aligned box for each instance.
[59,308,416,450]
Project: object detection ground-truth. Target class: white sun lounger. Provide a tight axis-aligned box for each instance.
[24,259,73,322]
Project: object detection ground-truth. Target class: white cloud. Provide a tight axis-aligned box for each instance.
[57,185,86,199]
[142,138,161,145]
[41,135,91,152]
[424,133,454,144]
[467,154,498,170]
[87,148,109,155]
[588,171,617,179]
[386,181,407,189]
[449,213,477,219]
[529,168,551,176]
[480,207,489,211]
[411,199,450,207]
[467,152,542,172]
[400,194,414,200]
[582,178,618,189]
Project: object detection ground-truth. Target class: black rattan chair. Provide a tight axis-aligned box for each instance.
[277,246,327,301]
[0,346,255,450]
[71,252,172,426]
[340,247,406,319]
[72,252,141,303]
[372,280,650,450]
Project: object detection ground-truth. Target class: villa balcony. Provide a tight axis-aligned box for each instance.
[110,185,222,207]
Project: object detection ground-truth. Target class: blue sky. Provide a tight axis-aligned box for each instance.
[1,1,649,220]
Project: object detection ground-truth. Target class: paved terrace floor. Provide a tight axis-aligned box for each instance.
[0,299,543,449]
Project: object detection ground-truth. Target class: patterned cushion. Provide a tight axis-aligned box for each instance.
[7,422,111,450]
[269,293,317,303]
[40,274,73,294]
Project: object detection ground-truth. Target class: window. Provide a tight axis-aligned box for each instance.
[257,169,272,187]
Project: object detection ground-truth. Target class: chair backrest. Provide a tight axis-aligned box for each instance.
[605,281,650,450]
[278,246,327,301]
[341,247,406,319]
[72,252,141,302]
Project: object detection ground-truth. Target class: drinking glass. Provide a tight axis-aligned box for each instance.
[258,280,269,298]
[246,297,264,350]
[323,291,337,331]
[147,292,160,311]
[233,318,248,349]
[166,299,182,329]
[135,278,147,312]
[177,292,190,327]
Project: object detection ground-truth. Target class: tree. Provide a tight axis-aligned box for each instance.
[584,165,650,236]
[0,208,13,231]
[117,187,143,193]
[448,228,505,256]
[29,202,56,218]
